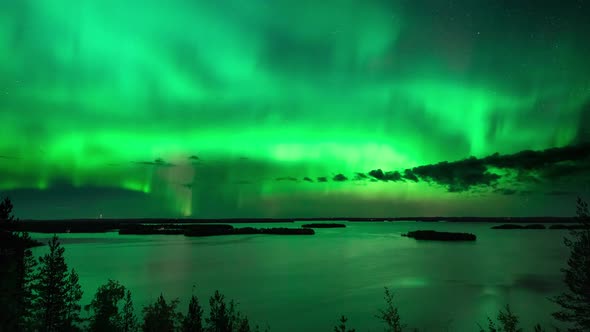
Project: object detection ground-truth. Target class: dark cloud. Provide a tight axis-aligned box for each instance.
[332,174,348,182]
[180,143,589,197]
[134,158,175,167]
[276,176,298,182]
[483,143,590,171]
[368,169,384,180]
[513,170,542,184]
[188,155,199,160]
[403,169,418,182]
[539,161,590,181]
[380,143,590,192]
[407,157,500,192]
[182,183,193,189]
[354,172,369,180]
[368,169,403,182]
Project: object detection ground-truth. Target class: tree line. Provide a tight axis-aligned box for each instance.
[1,197,589,331]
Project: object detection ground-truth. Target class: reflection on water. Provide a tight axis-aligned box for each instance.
[31,222,568,331]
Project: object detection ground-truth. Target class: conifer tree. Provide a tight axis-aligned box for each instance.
[122,290,138,332]
[552,197,590,331]
[181,293,204,332]
[142,294,180,332]
[33,235,82,332]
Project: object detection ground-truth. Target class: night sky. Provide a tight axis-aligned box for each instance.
[1,1,589,219]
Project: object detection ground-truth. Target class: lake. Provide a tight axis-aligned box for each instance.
[30,222,570,331]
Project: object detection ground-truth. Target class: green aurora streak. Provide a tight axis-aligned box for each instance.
[1,1,589,218]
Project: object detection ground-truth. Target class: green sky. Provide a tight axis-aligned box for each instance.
[1,1,589,218]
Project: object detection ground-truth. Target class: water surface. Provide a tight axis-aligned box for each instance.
[31,222,569,331]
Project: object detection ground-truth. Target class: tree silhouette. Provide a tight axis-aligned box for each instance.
[207,290,231,332]
[552,197,590,331]
[142,294,181,332]
[122,290,138,332]
[334,315,356,332]
[496,305,522,332]
[64,269,83,330]
[479,305,523,332]
[0,196,14,222]
[0,197,39,331]
[376,287,404,332]
[16,246,38,331]
[1,219,29,329]
[206,290,251,332]
[181,293,204,332]
[228,298,251,332]
[32,235,82,332]
[234,311,251,332]
[86,279,126,332]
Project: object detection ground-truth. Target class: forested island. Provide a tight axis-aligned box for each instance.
[402,230,477,241]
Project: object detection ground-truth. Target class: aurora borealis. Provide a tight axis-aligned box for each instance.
[1,1,589,218]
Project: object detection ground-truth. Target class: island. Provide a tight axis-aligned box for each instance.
[119,224,234,235]
[185,226,314,236]
[301,223,346,228]
[117,224,316,236]
[402,230,476,241]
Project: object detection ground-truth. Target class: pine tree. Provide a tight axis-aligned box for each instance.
[0,197,14,222]
[122,290,138,332]
[181,294,203,332]
[33,235,82,332]
[206,290,231,332]
[86,279,126,332]
[229,301,251,332]
[16,248,38,331]
[0,197,38,331]
[205,290,252,332]
[141,294,180,332]
[1,236,37,332]
[235,314,250,332]
[64,269,83,331]
[552,197,590,331]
